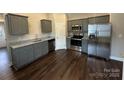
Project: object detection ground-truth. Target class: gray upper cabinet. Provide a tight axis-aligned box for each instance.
[6,14,29,35]
[41,19,52,33]
[88,15,110,24]
[19,17,29,34]
[67,19,88,35]
[71,19,82,26]
[88,17,96,24]
[82,19,88,32]
[67,21,72,31]
[95,15,109,24]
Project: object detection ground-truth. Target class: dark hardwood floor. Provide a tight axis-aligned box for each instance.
[0,48,123,80]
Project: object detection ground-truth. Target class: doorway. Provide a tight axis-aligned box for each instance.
[0,20,10,70]
[0,22,6,48]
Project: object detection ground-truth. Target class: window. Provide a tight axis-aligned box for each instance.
[0,31,2,37]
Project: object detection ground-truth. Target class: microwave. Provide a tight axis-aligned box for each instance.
[72,25,82,31]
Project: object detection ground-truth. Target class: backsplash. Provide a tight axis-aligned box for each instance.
[8,33,54,44]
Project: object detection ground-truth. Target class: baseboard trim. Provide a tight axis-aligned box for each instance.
[55,47,66,50]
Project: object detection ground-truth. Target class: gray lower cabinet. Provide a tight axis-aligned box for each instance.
[82,39,88,53]
[11,40,49,69]
[66,38,71,49]
[41,41,48,56]
[33,41,48,60]
[33,42,42,60]
[11,45,34,69]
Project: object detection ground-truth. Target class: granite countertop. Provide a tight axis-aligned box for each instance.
[10,37,55,49]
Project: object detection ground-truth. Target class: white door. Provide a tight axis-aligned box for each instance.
[53,14,67,50]
[55,23,66,50]
[0,22,6,48]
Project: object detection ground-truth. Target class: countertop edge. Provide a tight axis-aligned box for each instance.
[10,37,55,49]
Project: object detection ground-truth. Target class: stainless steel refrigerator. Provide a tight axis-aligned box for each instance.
[88,24,111,59]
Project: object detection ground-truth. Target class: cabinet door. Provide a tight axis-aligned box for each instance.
[82,39,88,53]
[11,48,20,68]
[7,14,29,35]
[66,38,71,49]
[41,41,48,56]
[12,45,34,69]
[95,15,109,24]
[71,19,82,26]
[19,17,29,34]
[47,20,52,32]
[88,17,96,24]
[82,19,88,32]
[19,45,34,67]
[41,21,46,32]
[9,15,20,35]
[33,43,42,60]
[41,20,52,33]
[67,21,72,31]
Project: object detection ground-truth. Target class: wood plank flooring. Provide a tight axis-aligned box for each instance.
[0,48,123,80]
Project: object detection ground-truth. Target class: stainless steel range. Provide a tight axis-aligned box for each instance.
[70,35,83,51]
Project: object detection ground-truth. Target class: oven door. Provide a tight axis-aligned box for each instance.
[71,39,82,46]
[70,39,82,51]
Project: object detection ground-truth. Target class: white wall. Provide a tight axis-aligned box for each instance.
[67,13,109,20]
[110,13,124,61]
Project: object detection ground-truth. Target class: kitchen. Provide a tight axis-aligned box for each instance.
[0,13,123,80]
[66,15,111,60]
